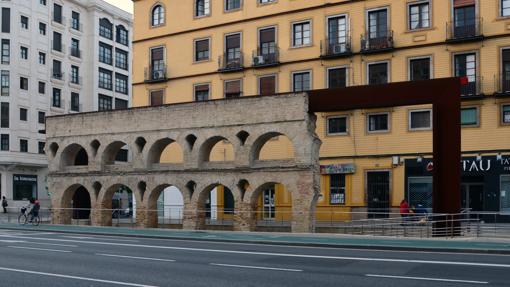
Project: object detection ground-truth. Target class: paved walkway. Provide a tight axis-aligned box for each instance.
[1,223,510,254]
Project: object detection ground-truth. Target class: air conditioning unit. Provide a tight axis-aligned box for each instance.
[332,44,345,54]
[152,71,163,80]
[253,55,265,65]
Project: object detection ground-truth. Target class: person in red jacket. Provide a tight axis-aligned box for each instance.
[400,199,410,218]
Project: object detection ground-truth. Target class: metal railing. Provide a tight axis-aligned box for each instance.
[69,75,82,86]
[361,30,394,53]
[321,36,352,58]
[52,70,64,81]
[70,47,81,58]
[3,207,509,239]
[252,48,279,67]
[144,65,167,82]
[495,73,510,95]
[460,76,483,97]
[69,19,83,32]
[218,52,244,72]
[52,41,65,53]
[446,17,483,41]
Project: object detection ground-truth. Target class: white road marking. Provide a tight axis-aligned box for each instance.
[210,263,302,272]
[0,266,158,287]
[366,274,489,284]
[27,242,78,248]
[63,236,139,242]
[1,234,509,268]
[96,253,176,262]
[0,240,26,243]
[7,246,72,253]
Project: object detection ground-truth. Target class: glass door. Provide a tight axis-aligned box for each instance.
[366,171,390,218]
[328,16,347,53]
[501,175,510,213]
[454,5,475,38]
[262,188,275,220]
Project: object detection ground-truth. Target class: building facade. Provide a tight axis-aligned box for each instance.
[132,0,510,221]
[0,0,132,209]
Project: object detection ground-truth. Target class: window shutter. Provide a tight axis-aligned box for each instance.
[259,28,275,43]
[225,80,241,94]
[503,49,510,62]
[226,34,241,49]
[453,0,475,7]
[150,90,164,106]
[151,48,164,61]
[195,84,209,92]
[260,76,276,96]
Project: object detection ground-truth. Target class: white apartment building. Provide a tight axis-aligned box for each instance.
[0,0,132,209]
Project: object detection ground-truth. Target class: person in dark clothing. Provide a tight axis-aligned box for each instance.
[1,196,7,213]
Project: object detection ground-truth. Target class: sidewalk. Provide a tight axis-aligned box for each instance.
[1,223,510,254]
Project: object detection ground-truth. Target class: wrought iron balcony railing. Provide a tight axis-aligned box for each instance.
[252,48,279,67]
[360,30,394,54]
[218,52,244,72]
[144,65,167,83]
[446,17,484,43]
[320,36,352,58]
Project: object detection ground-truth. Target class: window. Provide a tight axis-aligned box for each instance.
[225,0,242,11]
[20,46,28,60]
[1,8,10,33]
[367,113,389,132]
[258,27,276,60]
[327,67,347,88]
[71,92,79,112]
[19,77,28,90]
[52,60,62,80]
[38,142,45,154]
[38,52,45,65]
[327,15,348,54]
[115,98,128,110]
[71,66,79,84]
[368,62,389,85]
[150,90,164,106]
[115,49,128,70]
[38,111,45,124]
[330,174,346,205]
[455,53,477,96]
[194,84,209,101]
[503,0,510,17]
[40,0,47,5]
[98,68,113,90]
[409,57,430,81]
[195,0,210,17]
[99,18,113,39]
[0,102,8,128]
[292,21,311,47]
[98,94,113,111]
[13,174,37,201]
[38,82,45,94]
[1,71,9,96]
[461,107,478,126]
[503,49,510,92]
[39,22,46,35]
[503,105,510,124]
[224,79,242,98]
[327,116,348,135]
[1,39,10,64]
[0,134,8,151]
[99,42,113,65]
[52,88,61,108]
[368,8,388,40]
[53,4,62,23]
[53,31,62,52]
[115,73,128,95]
[116,25,128,46]
[409,1,430,30]
[409,109,432,130]
[20,139,28,153]
[151,5,165,27]
[19,108,27,121]
[71,11,80,30]
[259,75,276,96]
[259,0,276,4]
[20,16,28,29]
[292,71,311,92]
[194,38,209,62]
[71,38,80,58]
[150,47,165,78]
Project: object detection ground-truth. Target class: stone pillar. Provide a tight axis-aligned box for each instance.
[136,207,149,228]
[233,202,254,232]
[90,207,104,226]
[290,173,319,233]
[182,208,202,230]
[52,208,72,225]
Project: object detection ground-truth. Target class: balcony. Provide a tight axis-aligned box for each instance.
[70,102,82,112]
[495,73,510,97]
[69,19,83,32]
[460,77,483,98]
[446,18,484,44]
[52,71,64,81]
[1,87,8,97]
[69,75,82,86]
[252,48,279,68]
[360,30,394,54]
[320,36,352,59]
[218,53,244,72]
[70,47,81,58]
[51,13,66,26]
[52,42,65,54]
[144,66,167,83]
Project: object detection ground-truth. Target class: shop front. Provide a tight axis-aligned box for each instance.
[405,156,510,216]
[13,174,38,202]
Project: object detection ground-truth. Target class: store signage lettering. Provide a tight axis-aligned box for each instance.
[320,164,355,174]
[13,175,37,182]
[462,159,491,172]
[501,158,510,171]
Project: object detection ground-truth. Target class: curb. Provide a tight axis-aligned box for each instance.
[1,225,509,255]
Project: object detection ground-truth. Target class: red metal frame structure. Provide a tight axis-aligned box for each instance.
[308,78,462,235]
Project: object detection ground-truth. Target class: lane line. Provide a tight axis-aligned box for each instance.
[7,246,71,253]
[366,274,489,284]
[210,263,302,272]
[96,253,176,262]
[0,266,158,287]
[26,242,78,248]
[1,234,509,268]
[62,236,139,242]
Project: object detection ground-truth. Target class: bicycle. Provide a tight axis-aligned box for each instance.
[17,206,40,226]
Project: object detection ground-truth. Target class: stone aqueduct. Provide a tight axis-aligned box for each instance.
[46,94,321,232]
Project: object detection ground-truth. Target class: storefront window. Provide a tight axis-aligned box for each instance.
[408,176,432,210]
[13,174,37,201]
[330,174,345,204]
[501,175,510,212]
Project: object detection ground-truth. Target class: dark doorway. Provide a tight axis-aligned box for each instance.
[367,171,390,218]
[461,182,484,212]
[74,148,88,166]
[72,187,91,219]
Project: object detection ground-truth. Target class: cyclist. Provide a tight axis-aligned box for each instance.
[26,198,40,222]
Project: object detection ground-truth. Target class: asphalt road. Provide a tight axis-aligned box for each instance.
[0,230,508,286]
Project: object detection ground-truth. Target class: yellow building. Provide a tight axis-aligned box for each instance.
[132,0,510,221]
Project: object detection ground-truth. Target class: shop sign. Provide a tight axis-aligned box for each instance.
[501,157,510,172]
[462,159,492,172]
[320,164,355,174]
[13,175,37,182]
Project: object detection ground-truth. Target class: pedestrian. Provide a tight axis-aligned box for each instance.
[1,196,7,213]
[399,199,410,224]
